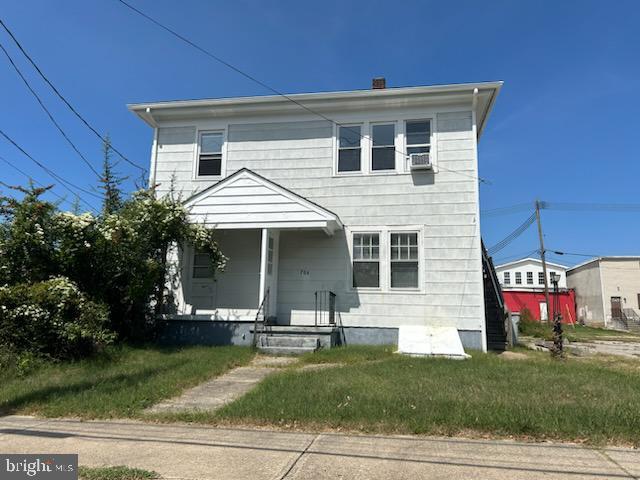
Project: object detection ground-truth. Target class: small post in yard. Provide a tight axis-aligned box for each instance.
[550,272,563,357]
[535,200,551,322]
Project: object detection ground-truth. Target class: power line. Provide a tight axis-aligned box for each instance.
[115,0,490,185]
[547,250,599,258]
[542,202,640,212]
[0,129,99,212]
[0,40,101,178]
[0,154,74,207]
[0,17,146,173]
[481,202,532,217]
[492,249,539,264]
[487,211,536,256]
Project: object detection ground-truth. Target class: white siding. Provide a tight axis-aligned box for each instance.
[154,108,485,334]
[496,259,568,291]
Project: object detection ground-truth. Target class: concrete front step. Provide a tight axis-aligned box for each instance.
[260,334,319,349]
[257,345,317,356]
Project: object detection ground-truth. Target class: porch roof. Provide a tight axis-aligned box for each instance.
[184,168,343,234]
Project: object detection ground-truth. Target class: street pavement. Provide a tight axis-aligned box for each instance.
[0,415,638,479]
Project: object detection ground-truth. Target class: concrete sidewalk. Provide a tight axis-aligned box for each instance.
[0,416,638,479]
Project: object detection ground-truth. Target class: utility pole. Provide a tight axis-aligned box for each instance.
[535,200,551,322]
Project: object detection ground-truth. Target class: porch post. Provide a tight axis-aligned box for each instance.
[258,228,269,308]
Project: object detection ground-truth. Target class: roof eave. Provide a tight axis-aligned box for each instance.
[128,81,503,131]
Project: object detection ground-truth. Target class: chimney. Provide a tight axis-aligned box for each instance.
[372,77,386,89]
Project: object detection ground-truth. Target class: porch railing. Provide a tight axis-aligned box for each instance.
[315,290,336,326]
[252,288,269,348]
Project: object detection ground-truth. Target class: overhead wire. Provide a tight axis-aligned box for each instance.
[0,128,99,212]
[487,211,536,256]
[0,40,101,178]
[0,154,75,207]
[115,0,490,185]
[0,17,146,173]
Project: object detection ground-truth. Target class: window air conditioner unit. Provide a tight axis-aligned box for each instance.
[409,153,432,170]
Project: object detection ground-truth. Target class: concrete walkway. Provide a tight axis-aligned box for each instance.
[1,416,638,479]
[146,356,296,414]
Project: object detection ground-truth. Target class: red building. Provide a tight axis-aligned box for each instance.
[503,290,576,323]
[496,257,577,323]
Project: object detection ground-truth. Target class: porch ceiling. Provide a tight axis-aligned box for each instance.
[184,168,343,234]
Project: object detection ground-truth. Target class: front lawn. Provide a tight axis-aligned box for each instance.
[214,347,640,445]
[0,345,253,418]
[519,320,640,343]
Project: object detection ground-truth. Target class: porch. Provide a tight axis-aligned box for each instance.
[163,169,345,351]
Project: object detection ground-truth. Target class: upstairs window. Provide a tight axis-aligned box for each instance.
[198,132,223,177]
[526,272,533,284]
[515,272,522,285]
[352,233,379,288]
[338,125,362,172]
[193,249,213,278]
[503,272,511,284]
[405,120,431,168]
[538,272,545,285]
[371,124,396,171]
[390,232,419,288]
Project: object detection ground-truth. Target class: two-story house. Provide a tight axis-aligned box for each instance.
[129,79,503,352]
[495,257,575,322]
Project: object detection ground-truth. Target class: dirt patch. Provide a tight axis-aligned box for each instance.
[498,351,529,360]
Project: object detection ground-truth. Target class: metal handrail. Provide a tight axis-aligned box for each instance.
[482,242,505,311]
[315,290,336,326]
[252,288,269,348]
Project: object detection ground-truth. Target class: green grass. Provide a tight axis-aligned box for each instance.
[519,320,640,342]
[208,346,640,446]
[297,344,395,365]
[79,466,158,480]
[0,344,253,418]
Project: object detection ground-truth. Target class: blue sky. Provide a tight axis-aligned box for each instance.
[1,0,639,266]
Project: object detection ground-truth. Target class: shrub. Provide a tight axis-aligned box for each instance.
[518,307,553,339]
[0,277,115,361]
[1,183,225,343]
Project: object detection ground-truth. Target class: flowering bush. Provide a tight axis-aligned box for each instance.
[0,184,225,344]
[0,277,114,361]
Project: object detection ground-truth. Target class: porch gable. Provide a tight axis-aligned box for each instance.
[184,168,342,234]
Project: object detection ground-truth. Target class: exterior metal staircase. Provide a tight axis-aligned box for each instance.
[619,309,640,332]
[482,241,509,351]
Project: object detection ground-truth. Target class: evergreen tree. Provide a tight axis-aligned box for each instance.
[98,135,125,215]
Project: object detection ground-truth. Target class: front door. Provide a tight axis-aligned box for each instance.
[611,296,623,320]
[539,302,548,321]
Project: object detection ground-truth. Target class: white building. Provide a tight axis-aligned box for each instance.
[567,257,640,329]
[129,79,503,351]
[495,257,568,291]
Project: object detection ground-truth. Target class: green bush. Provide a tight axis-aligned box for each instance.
[518,307,552,339]
[0,277,115,361]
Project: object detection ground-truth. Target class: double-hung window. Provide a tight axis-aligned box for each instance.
[526,272,533,285]
[515,272,522,285]
[504,272,511,285]
[371,123,395,171]
[538,272,545,285]
[197,132,224,177]
[338,125,362,173]
[192,249,213,278]
[405,120,431,169]
[352,233,379,288]
[390,232,419,288]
